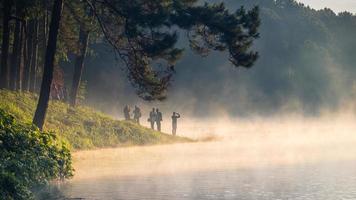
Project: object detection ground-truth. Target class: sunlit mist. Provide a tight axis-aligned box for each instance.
[71,111,356,181]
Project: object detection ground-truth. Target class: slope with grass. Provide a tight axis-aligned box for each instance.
[0,90,192,150]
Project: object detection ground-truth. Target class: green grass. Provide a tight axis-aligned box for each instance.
[0,90,192,150]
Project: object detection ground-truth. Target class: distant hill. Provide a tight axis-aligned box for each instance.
[0,90,191,150]
[63,0,356,117]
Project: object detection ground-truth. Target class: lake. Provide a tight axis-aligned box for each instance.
[37,130,356,200]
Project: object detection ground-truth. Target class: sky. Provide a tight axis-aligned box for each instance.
[296,0,356,13]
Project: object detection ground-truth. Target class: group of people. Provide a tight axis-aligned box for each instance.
[123,105,180,135]
[123,105,142,124]
[148,108,163,131]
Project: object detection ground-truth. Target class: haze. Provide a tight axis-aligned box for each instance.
[296,0,356,13]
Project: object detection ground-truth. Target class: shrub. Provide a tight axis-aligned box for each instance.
[0,109,73,200]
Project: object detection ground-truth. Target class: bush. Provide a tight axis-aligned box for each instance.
[0,109,73,200]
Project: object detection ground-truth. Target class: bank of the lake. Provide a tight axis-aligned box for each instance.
[0,90,193,150]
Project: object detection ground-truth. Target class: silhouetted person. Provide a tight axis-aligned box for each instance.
[148,108,156,129]
[133,105,142,124]
[172,112,180,136]
[123,105,131,120]
[156,108,162,132]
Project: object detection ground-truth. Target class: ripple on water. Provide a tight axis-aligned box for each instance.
[38,160,356,200]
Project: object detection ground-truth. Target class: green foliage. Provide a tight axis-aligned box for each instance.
[0,171,33,200]
[172,2,260,67]
[0,90,191,150]
[0,108,73,200]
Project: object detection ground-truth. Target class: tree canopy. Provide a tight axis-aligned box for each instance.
[85,0,260,100]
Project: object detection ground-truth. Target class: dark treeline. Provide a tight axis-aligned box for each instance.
[72,0,356,117]
[0,0,260,129]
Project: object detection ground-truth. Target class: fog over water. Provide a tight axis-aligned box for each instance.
[39,109,356,200]
[73,117,356,179]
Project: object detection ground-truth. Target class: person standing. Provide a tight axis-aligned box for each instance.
[156,108,163,132]
[148,108,156,129]
[123,105,131,120]
[133,105,142,124]
[171,112,180,136]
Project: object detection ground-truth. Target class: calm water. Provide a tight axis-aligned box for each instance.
[40,162,356,200]
[37,135,356,200]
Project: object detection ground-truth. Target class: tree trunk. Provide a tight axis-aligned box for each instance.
[10,19,21,90]
[29,20,39,92]
[36,4,49,92]
[23,20,34,92]
[16,20,26,91]
[33,0,64,130]
[0,0,12,89]
[69,27,90,107]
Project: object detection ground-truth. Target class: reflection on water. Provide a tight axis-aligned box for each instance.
[38,131,356,200]
[41,161,356,200]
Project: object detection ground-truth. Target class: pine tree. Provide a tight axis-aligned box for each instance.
[86,0,260,100]
[33,0,64,129]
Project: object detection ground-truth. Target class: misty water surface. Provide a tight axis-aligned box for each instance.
[37,120,356,200]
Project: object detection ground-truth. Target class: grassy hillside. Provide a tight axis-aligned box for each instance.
[0,90,191,150]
